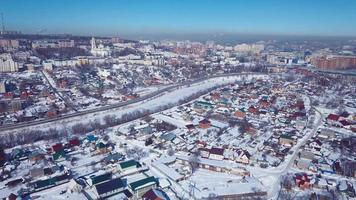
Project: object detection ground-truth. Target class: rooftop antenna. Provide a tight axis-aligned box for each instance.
[1,12,5,33]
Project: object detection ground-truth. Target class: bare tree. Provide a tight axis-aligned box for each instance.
[189,150,200,173]
[72,123,87,135]
[278,174,295,200]
[104,114,117,126]
[167,145,175,156]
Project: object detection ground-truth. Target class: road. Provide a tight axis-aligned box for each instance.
[281,107,323,174]
[0,72,266,132]
[41,70,78,112]
[245,95,323,199]
[270,106,323,200]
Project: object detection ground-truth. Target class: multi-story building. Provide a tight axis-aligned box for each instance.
[32,40,57,49]
[234,43,264,54]
[58,40,75,48]
[43,61,53,71]
[0,54,19,72]
[0,39,19,50]
[311,55,356,70]
[0,81,5,93]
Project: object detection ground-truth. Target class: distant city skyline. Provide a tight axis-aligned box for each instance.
[2,0,356,39]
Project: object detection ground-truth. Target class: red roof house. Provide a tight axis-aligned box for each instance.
[52,143,63,153]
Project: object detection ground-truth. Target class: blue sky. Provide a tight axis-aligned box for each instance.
[2,0,356,37]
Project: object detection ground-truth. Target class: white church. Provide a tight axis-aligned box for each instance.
[90,37,111,57]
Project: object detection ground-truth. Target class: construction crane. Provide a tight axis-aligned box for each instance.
[1,12,5,33]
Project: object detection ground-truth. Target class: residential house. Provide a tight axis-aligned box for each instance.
[69,138,81,147]
[32,178,56,191]
[153,162,184,182]
[118,160,141,173]
[159,132,176,143]
[88,172,112,186]
[299,150,315,161]
[295,173,311,190]
[295,159,312,170]
[94,178,125,199]
[53,150,66,162]
[10,148,27,161]
[28,150,45,163]
[248,106,259,115]
[199,119,211,129]
[142,188,169,200]
[86,135,98,143]
[279,135,295,147]
[52,143,63,153]
[95,142,111,154]
[129,176,157,199]
[234,110,245,119]
[194,101,214,110]
[310,140,322,152]
[209,147,225,160]
[326,114,341,126]
[235,150,251,164]
[318,129,336,140]
[198,148,210,158]
[103,153,125,164]
[7,193,17,200]
[185,124,195,132]
[30,167,44,179]
[176,155,250,176]
[32,173,70,192]
[340,119,352,129]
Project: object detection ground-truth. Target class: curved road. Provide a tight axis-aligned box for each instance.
[0,72,268,132]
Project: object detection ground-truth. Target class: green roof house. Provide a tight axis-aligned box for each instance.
[129,176,157,199]
[119,160,141,172]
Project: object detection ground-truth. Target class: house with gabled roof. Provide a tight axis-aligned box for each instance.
[209,147,225,160]
[87,172,112,186]
[86,134,98,143]
[295,173,312,190]
[10,148,27,161]
[30,167,45,179]
[326,114,341,126]
[248,106,259,115]
[198,148,210,158]
[129,176,158,199]
[185,124,195,132]
[279,135,295,147]
[118,159,141,173]
[68,138,80,147]
[234,110,245,119]
[94,178,125,199]
[199,119,211,129]
[103,152,125,164]
[194,101,214,110]
[28,150,46,163]
[31,172,71,192]
[52,149,66,162]
[235,150,251,164]
[95,142,111,154]
[52,143,63,153]
[142,188,169,200]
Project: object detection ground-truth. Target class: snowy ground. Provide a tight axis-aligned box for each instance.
[3,74,266,135]
[134,84,174,96]
[29,182,86,200]
[180,169,265,199]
